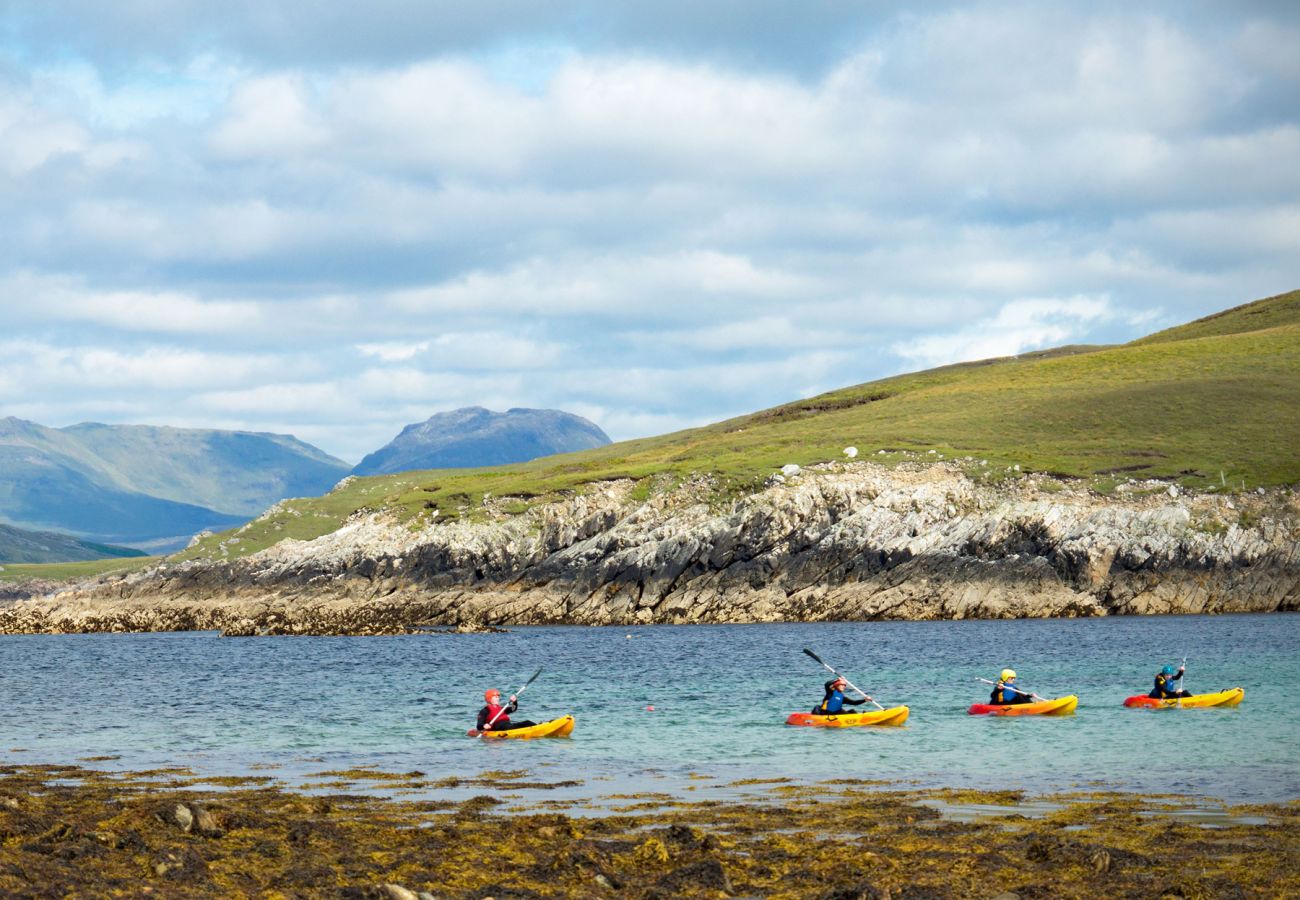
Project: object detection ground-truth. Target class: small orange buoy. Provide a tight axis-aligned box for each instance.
[645,705,655,711]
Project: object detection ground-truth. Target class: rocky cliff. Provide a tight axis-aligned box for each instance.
[2,462,1296,634]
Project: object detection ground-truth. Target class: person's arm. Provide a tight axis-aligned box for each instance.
[476,707,490,730]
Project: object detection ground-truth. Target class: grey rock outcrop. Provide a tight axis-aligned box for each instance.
[1,463,1296,633]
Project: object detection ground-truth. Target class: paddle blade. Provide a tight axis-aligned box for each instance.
[803,648,826,666]
[523,667,543,688]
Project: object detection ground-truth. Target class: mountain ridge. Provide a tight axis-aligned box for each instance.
[352,406,611,476]
[0,420,350,548]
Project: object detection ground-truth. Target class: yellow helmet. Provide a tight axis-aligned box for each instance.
[1000,669,1016,681]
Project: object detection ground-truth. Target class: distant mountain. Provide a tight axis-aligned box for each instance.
[0,418,351,549]
[0,523,146,565]
[352,407,611,476]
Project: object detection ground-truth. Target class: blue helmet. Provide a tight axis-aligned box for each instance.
[1161,664,1177,676]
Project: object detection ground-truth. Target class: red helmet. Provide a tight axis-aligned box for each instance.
[484,689,500,702]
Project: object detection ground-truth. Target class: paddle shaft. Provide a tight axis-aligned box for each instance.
[485,668,542,728]
[977,677,1044,701]
[803,649,886,710]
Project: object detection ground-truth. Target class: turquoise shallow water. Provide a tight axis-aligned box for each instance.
[1,614,1296,803]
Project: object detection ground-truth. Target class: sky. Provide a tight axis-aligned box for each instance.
[1,1,1297,464]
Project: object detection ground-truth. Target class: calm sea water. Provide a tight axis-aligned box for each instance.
[1,614,1295,803]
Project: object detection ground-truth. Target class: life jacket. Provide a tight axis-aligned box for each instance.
[483,702,510,726]
[991,682,1015,704]
[818,689,847,714]
[1150,673,1181,699]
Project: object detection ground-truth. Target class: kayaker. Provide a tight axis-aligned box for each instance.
[1149,664,1192,700]
[814,676,873,715]
[989,669,1035,705]
[476,688,538,732]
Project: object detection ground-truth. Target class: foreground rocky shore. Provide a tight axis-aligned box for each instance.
[0,763,1294,898]
[2,462,1297,634]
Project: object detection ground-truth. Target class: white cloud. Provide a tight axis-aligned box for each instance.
[356,341,429,362]
[0,95,88,174]
[210,73,328,158]
[356,333,563,368]
[194,381,353,415]
[0,272,263,333]
[388,251,815,318]
[891,295,1114,368]
[635,316,856,353]
[0,3,1297,462]
[0,340,284,391]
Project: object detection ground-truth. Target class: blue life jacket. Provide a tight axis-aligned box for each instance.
[1150,673,1182,699]
[820,689,848,713]
[991,682,1020,704]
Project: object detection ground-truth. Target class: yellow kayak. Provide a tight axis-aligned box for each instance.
[968,695,1078,716]
[786,706,910,727]
[473,714,575,739]
[1123,688,1244,709]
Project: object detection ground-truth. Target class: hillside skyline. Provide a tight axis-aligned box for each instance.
[1,287,1296,464]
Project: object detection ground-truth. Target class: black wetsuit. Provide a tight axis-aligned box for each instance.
[476,700,537,731]
[1149,672,1192,700]
[990,682,1034,705]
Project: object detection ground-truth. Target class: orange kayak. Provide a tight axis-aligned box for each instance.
[967,695,1078,716]
[1123,688,1243,709]
[785,706,910,727]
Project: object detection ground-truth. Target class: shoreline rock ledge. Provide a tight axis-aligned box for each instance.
[2,463,1297,634]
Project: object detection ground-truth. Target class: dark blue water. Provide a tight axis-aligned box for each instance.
[2,614,1295,803]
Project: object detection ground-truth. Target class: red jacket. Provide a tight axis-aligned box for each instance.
[476,700,515,730]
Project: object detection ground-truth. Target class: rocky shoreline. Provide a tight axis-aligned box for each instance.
[2,462,1297,634]
[0,762,1294,898]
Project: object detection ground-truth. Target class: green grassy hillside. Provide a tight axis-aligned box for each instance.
[166,289,1300,564]
[1135,289,1300,345]
[0,555,157,584]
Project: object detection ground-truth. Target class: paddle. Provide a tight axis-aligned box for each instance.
[802,648,886,711]
[467,668,543,736]
[976,677,1045,702]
